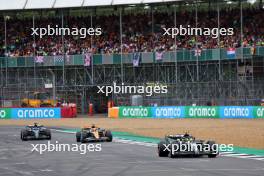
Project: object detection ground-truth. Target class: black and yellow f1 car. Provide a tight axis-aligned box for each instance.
[158,133,218,158]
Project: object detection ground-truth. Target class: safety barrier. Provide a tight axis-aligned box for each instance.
[108,107,119,118]
[0,108,61,119]
[1,46,264,68]
[108,106,264,119]
[61,105,77,118]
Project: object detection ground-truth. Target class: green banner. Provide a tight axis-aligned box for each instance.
[119,106,152,118]
[112,106,264,119]
[0,108,12,119]
[253,107,264,118]
[186,106,219,118]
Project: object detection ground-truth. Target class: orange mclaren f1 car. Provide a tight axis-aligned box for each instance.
[76,125,112,143]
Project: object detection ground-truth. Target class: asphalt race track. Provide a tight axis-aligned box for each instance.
[0,126,263,176]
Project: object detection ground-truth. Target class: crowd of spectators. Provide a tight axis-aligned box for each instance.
[0,7,263,57]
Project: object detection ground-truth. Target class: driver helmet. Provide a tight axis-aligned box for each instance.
[184,132,190,138]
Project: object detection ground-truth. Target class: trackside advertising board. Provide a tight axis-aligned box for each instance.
[219,106,254,119]
[0,108,12,119]
[185,106,219,118]
[0,108,61,119]
[119,106,152,118]
[110,106,264,119]
[152,106,185,118]
[254,107,264,118]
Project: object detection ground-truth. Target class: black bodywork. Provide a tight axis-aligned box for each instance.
[21,125,51,141]
[158,133,219,158]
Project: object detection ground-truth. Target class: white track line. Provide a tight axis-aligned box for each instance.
[53,129,264,161]
[220,152,236,155]
[252,158,264,161]
[52,129,75,134]
[221,153,249,157]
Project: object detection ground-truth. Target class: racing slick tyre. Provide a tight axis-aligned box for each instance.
[105,130,113,142]
[158,141,169,157]
[47,134,52,140]
[46,130,51,140]
[21,130,28,141]
[168,142,180,158]
[80,132,87,143]
[76,132,81,142]
[168,148,175,158]
[207,141,218,158]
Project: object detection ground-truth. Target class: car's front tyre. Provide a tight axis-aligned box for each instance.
[207,141,218,158]
[158,141,169,157]
[21,130,27,141]
[80,132,87,143]
[76,132,81,142]
[105,130,112,142]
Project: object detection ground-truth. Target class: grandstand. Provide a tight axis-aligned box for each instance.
[0,0,263,113]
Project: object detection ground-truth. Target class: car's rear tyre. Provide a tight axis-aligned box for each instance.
[208,154,217,158]
[168,142,180,158]
[80,132,87,143]
[47,133,52,140]
[105,130,112,142]
[21,130,27,141]
[207,141,218,158]
[76,132,81,142]
[168,149,175,158]
[158,141,169,157]
[44,129,51,140]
